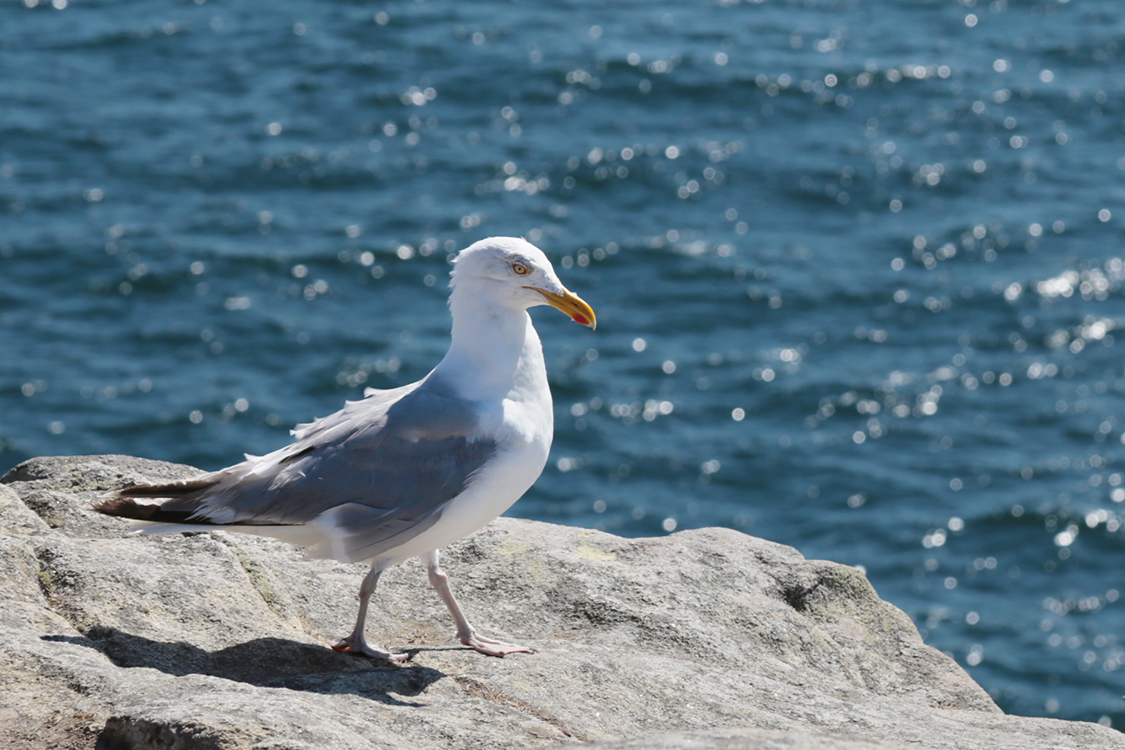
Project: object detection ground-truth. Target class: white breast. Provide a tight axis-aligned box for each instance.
[383,440,548,562]
[379,328,555,564]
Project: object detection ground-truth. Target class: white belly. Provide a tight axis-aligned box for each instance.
[374,440,549,564]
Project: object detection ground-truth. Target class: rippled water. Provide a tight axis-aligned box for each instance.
[4,0,1125,728]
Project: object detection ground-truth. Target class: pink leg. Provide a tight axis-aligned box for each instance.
[423,550,535,658]
[331,563,408,661]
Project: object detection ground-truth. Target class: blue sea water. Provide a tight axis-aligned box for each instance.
[3,0,1125,728]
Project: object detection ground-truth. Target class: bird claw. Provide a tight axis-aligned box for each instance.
[331,636,409,662]
[460,633,537,658]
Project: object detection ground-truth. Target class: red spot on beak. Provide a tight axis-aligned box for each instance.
[571,313,590,326]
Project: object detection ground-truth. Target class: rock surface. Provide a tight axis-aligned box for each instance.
[0,455,1120,750]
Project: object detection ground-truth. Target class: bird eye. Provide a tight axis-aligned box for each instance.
[512,262,530,276]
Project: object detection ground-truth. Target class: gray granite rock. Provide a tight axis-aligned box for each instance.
[0,455,1120,750]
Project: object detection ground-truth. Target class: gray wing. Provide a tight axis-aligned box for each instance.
[133,373,498,560]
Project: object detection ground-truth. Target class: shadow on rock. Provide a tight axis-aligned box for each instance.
[44,629,445,705]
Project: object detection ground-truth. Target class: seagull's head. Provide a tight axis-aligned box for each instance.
[450,237,596,329]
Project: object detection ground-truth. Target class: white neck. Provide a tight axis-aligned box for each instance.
[433,285,547,403]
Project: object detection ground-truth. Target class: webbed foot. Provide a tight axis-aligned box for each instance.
[331,635,409,662]
[460,632,537,658]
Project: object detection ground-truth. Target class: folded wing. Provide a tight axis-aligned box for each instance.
[95,374,498,562]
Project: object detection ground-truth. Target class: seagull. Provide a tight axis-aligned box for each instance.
[96,237,596,660]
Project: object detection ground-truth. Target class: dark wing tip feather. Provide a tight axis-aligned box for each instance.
[96,480,224,525]
[114,476,219,498]
[95,495,221,525]
[93,495,139,517]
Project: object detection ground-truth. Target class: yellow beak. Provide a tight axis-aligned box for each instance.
[525,286,597,330]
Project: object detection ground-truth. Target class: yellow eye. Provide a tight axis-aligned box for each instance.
[512,262,530,276]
